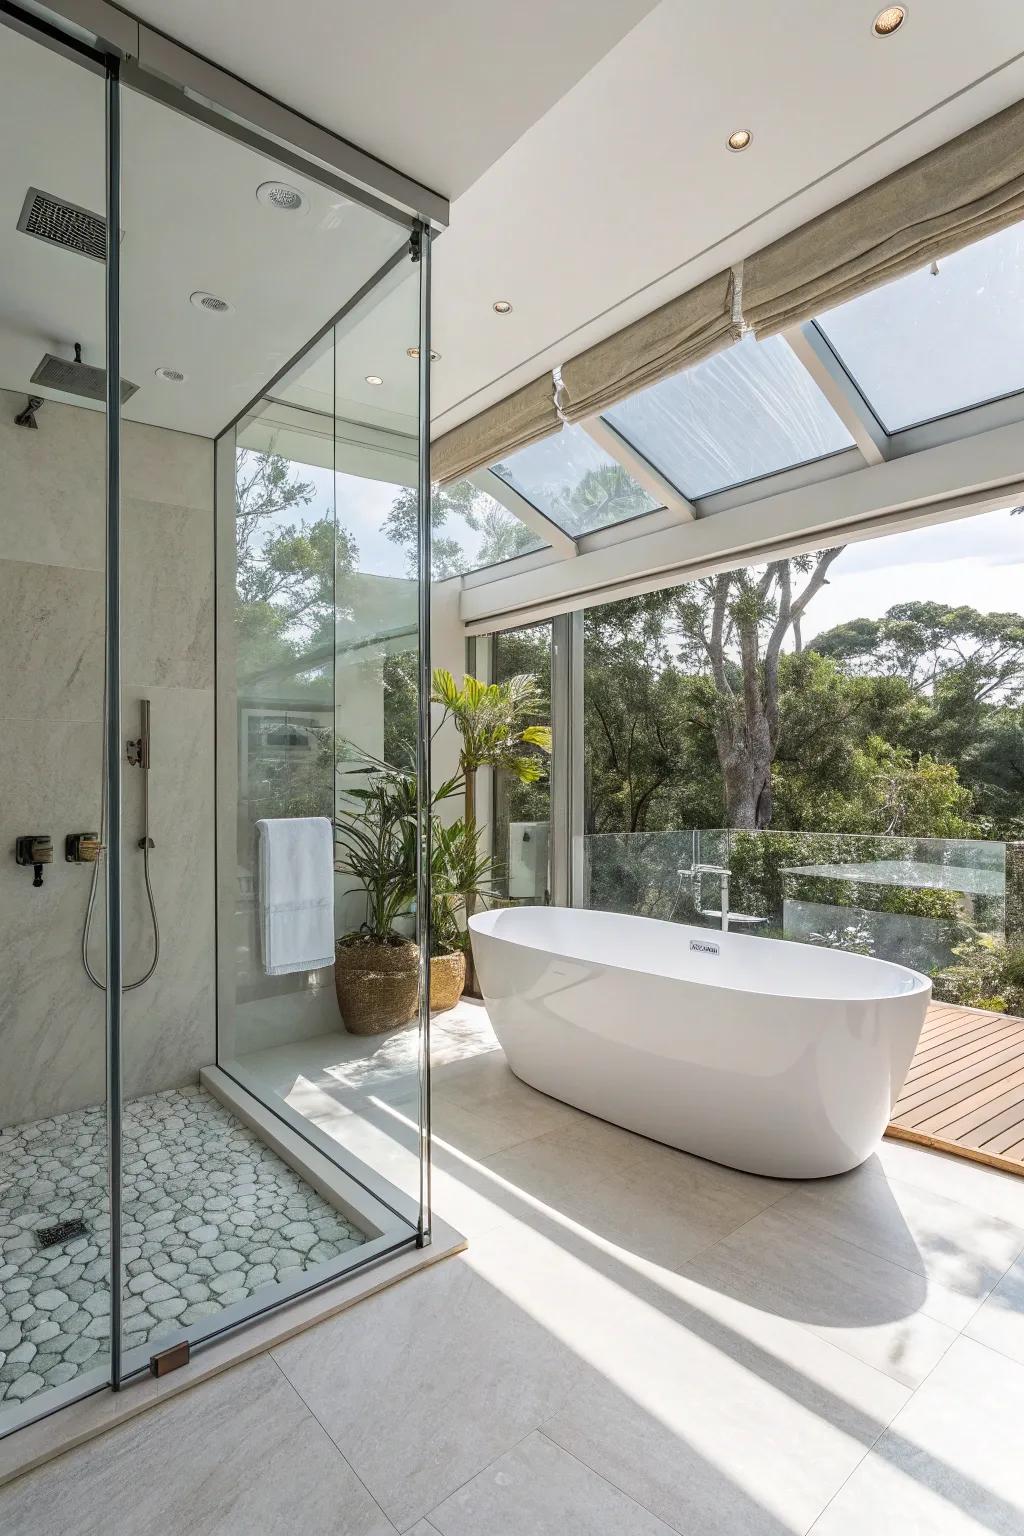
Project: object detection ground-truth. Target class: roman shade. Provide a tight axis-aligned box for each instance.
[431,375,560,485]
[557,269,737,422]
[742,98,1024,337]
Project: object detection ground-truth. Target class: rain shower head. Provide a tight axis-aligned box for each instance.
[30,343,139,405]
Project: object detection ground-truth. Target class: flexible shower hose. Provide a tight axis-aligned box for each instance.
[82,736,160,992]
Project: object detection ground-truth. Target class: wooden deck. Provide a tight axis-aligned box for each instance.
[887,1000,1024,1175]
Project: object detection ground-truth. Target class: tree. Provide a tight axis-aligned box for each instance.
[812,602,1024,705]
[674,551,844,828]
[383,480,537,580]
[234,446,357,676]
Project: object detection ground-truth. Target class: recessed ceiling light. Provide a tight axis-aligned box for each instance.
[726,129,753,152]
[154,366,185,383]
[189,290,233,315]
[365,374,383,386]
[406,346,441,361]
[872,5,907,36]
[492,300,513,314]
[256,180,308,214]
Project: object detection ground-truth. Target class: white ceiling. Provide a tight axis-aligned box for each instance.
[5,1,1024,447]
[0,25,410,437]
[122,0,659,201]
[428,0,1024,432]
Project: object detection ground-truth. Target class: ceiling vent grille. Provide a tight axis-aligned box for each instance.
[17,187,106,263]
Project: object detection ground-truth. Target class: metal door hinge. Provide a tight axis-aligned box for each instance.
[150,1340,190,1377]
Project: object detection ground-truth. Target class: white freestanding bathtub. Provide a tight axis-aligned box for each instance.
[469,906,931,1179]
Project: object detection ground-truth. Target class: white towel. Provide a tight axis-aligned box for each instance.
[256,816,335,976]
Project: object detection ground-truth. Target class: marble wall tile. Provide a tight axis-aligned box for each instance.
[1,399,217,1126]
[121,686,216,1098]
[121,499,214,691]
[0,561,103,721]
[122,419,213,515]
[0,390,104,573]
[0,719,106,1124]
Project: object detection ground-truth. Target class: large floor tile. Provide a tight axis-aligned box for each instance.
[779,1161,1024,1301]
[541,1255,910,1536]
[874,1138,1024,1228]
[964,1252,1024,1365]
[427,1430,678,1536]
[681,1201,967,1387]
[810,1337,1024,1534]
[273,1244,586,1531]
[487,1137,790,1271]
[0,1355,394,1535]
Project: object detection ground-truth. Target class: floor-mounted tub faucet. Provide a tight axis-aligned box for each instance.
[691,864,732,933]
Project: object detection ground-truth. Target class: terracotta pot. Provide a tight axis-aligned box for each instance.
[335,938,419,1035]
[430,949,466,1013]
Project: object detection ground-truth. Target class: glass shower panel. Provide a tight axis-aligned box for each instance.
[0,21,112,1432]
[219,253,430,1250]
[118,77,414,1374]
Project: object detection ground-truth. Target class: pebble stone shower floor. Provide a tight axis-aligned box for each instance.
[0,1085,367,1415]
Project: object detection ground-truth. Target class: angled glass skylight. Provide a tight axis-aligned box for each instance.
[432,479,547,577]
[491,422,658,536]
[816,221,1024,431]
[602,333,854,500]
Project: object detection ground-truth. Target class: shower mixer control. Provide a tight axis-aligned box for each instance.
[66,832,102,863]
[15,834,52,887]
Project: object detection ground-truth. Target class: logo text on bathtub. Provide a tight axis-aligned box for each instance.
[689,939,720,956]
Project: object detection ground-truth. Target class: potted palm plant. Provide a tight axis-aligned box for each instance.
[429,817,494,1011]
[431,669,552,990]
[334,764,420,1035]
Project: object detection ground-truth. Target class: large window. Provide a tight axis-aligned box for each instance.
[576,506,1023,1003]
[491,622,553,902]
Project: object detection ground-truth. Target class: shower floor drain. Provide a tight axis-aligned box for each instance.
[35,1218,89,1249]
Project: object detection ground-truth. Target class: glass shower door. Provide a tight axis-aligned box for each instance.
[217,243,433,1267]
[0,17,113,1433]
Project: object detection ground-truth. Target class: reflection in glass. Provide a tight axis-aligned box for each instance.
[604,334,853,499]
[491,624,552,902]
[492,424,658,535]
[816,222,1024,430]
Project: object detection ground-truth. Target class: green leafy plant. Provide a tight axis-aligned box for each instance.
[935,933,1024,1015]
[431,670,552,829]
[431,818,495,955]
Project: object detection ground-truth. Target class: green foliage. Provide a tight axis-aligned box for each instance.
[335,763,419,946]
[431,818,495,955]
[383,480,539,580]
[432,670,552,807]
[935,934,1024,1015]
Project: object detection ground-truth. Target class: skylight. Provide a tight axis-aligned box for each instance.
[602,333,855,500]
[815,221,1024,432]
[490,422,659,536]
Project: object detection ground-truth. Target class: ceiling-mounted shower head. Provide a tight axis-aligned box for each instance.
[30,343,139,405]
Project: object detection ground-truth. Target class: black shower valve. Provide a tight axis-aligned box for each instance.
[15,834,53,887]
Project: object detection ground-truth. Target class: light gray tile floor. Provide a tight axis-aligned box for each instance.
[0,1085,365,1418]
[5,1000,1024,1534]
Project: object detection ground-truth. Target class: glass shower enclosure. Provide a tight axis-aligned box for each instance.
[0,1,437,1440]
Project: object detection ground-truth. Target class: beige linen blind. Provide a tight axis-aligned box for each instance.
[557,269,737,421]
[431,375,560,485]
[743,98,1024,337]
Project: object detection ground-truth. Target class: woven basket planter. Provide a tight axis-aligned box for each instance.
[430,950,466,1014]
[335,938,419,1035]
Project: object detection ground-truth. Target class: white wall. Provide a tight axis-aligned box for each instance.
[0,390,215,1126]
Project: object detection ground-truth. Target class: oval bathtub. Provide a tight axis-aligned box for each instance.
[469,906,931,1179]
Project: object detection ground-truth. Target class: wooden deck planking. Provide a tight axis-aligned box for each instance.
[887,1001,1024,1175]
